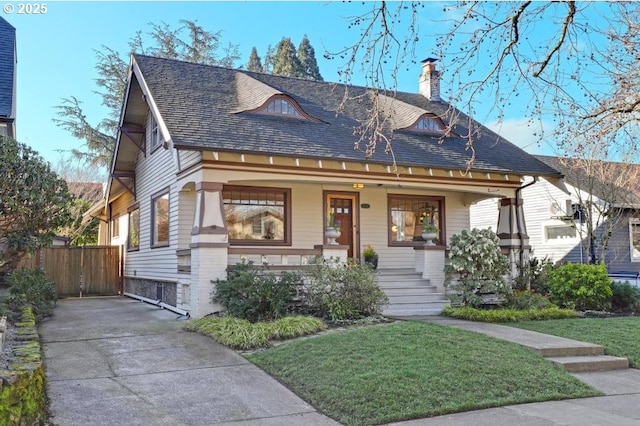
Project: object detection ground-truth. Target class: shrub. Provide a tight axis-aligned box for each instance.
[444,228,511,307]
[506,290,554,310]
[547,263,612,311]
[442,306,579,323]
[5,266,57,322]
[610,281,640,313]
[211,261,303,322]
[304,258,388,320]
[513,254,553,295]
[184,315,326,349]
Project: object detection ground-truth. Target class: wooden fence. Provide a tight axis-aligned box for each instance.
[19,246,121,297]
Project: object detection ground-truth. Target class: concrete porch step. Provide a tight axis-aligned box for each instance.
[382,286,439,296]
[546,355,629,373]
[386,293,444,304]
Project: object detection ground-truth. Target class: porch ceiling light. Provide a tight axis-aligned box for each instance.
[352,183,364,189]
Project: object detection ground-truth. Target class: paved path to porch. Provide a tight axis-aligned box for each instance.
[40,297,340,426]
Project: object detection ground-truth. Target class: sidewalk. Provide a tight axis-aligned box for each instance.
[385,316,640,425]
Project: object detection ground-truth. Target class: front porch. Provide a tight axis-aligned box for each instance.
[177,244,450,317]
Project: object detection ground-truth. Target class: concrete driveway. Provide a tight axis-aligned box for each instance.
[40,297,340,426]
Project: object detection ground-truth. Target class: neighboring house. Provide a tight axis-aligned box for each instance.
[471,155,640,276]
[90,54,562,318]
[0,17,17,139]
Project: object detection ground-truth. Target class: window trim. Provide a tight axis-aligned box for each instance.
[111,214,120,239]
[151,188,170,248]
[127,202,140,252]
[402,113,447,134]
[629,218,640,262]
[387,194,445,247]
[223,185,292,246]
[543,222,579,244]
[149,113,163,153]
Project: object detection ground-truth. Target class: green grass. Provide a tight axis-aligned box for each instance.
[510,317,640,368]
[247,321,598,426]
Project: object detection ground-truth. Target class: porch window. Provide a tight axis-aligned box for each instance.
[128,207,140,250]
[152,190,169,247]
[223,186,290,245]
[388,194,444,246]
[629,218,640,262]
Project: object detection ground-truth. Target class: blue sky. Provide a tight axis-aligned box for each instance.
[5,1,560,166]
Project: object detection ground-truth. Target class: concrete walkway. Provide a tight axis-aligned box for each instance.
[40,297,340,426]
[386,316,640,425]
[40,299,640,425]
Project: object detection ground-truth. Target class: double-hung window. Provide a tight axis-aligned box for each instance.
[152,190,169,247]
[630,218,640,262]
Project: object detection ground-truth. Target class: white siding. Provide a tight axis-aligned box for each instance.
[124,114,180,282]
[471,179,584,264]
[178,149,202,172]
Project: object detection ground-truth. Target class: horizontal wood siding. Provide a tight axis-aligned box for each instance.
[109,193,134,247]
[471,179,585,264]
[124,114,179,283]
[178,150,202,172]
[606,215,640,273]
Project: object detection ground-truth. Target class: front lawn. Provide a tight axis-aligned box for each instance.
[510,317,640,368]
[247,321,598,426]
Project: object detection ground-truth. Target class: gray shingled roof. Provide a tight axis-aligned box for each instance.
[0,18,15,118]
[134,54,562,177]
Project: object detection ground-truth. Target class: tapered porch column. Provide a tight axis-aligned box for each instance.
[190,182,228,318]
[496,197,530,278]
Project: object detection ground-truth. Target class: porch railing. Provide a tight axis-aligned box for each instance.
[228,247,323,268]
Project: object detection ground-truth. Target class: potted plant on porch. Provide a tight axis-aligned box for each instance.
[363,244,379,269]
[325,213,342,245]
[422,222,439,246]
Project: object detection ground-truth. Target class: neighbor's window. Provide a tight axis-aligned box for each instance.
[630,219,640,262]
[149,114,163,151]
[388,194,444,246]
[545,225,576,241]
[223,186,290,245]
[128,208,140,250]
[111,215,119,239]
[152,191,169,247]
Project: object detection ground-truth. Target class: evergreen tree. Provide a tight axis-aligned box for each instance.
[272,37,304,78]
[247,47,264,73]
[54,20,240,169]
[297,35,323,81]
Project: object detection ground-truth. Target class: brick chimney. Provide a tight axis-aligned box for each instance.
[419,57,441,102]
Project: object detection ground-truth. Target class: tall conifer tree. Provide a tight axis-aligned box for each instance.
[247,47,264,73]
[272,37,304,78]
[297,35,323,81]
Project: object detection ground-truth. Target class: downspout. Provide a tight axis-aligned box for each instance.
[515,176,539,269]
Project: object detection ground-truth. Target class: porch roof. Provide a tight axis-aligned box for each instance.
[131,54,562,179]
